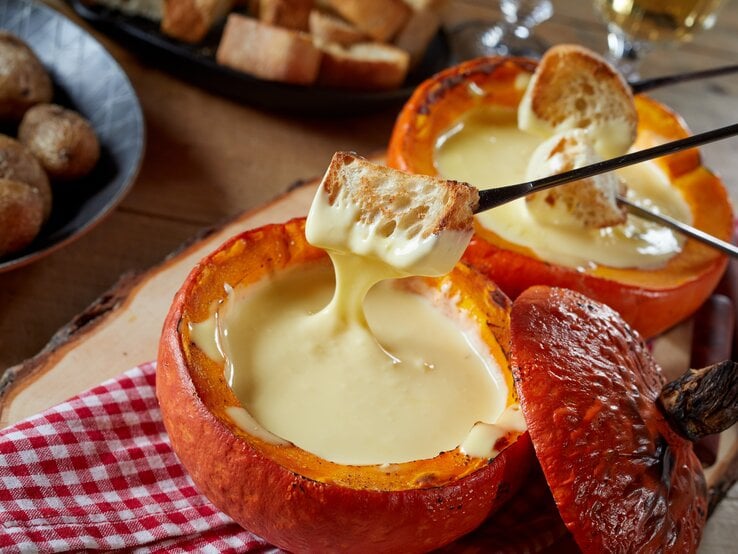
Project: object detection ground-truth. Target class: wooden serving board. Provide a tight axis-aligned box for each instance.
[0,180,316,425]
[1,177,737,552]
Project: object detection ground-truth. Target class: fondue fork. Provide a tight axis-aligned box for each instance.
[630,64,738,94]
[474,123,738,258]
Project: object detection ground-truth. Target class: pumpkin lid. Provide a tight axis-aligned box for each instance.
[510,285,708,553]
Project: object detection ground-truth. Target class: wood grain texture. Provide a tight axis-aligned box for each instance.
[0,181,317,426]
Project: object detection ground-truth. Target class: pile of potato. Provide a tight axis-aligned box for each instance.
[0,32,100,258]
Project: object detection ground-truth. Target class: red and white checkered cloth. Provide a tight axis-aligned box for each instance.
[0,362,276,553]
[0,362,571,553]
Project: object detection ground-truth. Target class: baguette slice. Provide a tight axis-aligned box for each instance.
[525,129,627,229]
[317,42,410,91]
[257,0,313,30]
[306,152,479,276]
[216,14,322,85]
[309,9,366,46]
[162,0,235,43]
[327,0,411,42]
[518,44,638,159]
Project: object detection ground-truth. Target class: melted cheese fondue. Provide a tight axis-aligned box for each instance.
[435,106,691,269]
[193,263,509,466]
[191,156,519,467]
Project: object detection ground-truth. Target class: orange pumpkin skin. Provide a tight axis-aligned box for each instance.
[387,56,733,339]
[157,218,534,553]
[510,286,707,553]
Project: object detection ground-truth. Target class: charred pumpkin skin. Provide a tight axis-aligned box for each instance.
[157,218,534,553]
[387,56,733,339]
[510,286,707,553]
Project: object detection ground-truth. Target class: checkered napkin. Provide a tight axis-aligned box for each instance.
[0,362,570,553]
[0,362,277,553]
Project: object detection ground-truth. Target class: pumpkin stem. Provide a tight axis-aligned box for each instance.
[658,360,738,441]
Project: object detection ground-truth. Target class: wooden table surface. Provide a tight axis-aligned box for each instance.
[1,0,737,551]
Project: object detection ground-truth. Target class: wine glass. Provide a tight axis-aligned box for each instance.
[592,0,727,79]
[450,0,554,62]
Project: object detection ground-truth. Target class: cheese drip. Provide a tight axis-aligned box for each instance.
[305,159,473,278]
[434,106,690,269]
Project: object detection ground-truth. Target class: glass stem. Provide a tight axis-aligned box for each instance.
[605,24,651,80]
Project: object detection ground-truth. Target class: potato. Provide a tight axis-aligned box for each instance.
[19,103,100,181]
[0,134,52,221]
[0,178,43,257]
[0,32,53,122]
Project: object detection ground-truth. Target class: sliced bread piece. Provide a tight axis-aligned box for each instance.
[317,42,410,90]
[525,129,628,229]
[162,0,235,43]
[306,152,479,276]
[309,9,366,46]
[327,0,411,42]
[518,44,638,159]
[216,14,322,85]
[257,0,313,31]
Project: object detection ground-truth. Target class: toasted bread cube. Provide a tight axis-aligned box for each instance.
[317,42,410,90]
[258,0,313,30]
[162,0,235,43]
[309,9,366,46]
[216,14,322,85]
[327,0,411,42]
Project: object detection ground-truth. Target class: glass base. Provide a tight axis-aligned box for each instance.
[449,21,549,62]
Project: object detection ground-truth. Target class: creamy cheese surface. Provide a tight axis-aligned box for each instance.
[192,263,511,466]
[434,106,690,269]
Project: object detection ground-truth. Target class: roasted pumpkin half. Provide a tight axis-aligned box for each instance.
[387,56,733,339]
[156,218,534,554]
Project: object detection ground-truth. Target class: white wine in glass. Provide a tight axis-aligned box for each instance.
[593,0,726,78]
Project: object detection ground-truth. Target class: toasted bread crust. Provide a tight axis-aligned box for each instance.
[317,42,410,91]
[309,9,366,46]
[327,0,411,42]
[520,44,638,158]
[323,152,478,236]
[258,0,313,30]
[529,44,635,126]
[162,0,235,43]
[526,130,627,229]
[527,178,627,229]
[216,14,322,85]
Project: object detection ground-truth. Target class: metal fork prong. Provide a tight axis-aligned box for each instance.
[630,64,738,94]
[617,197,738,258]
